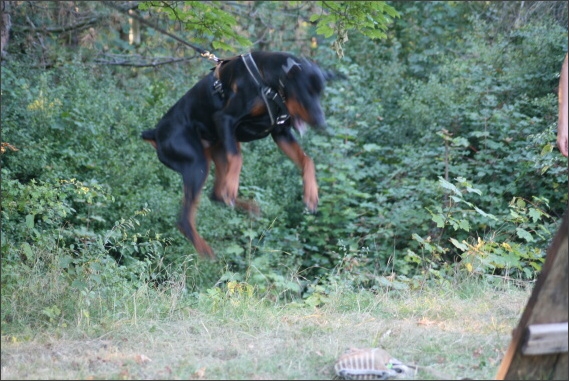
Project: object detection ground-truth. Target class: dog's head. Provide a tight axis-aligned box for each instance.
[280,57,331,134]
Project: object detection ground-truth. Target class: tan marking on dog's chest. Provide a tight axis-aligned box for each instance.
[250,99,267,116]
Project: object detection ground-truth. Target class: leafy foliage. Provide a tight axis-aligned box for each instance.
[309,1,399,57]
[1,1,567,316]
[139,1,252,52]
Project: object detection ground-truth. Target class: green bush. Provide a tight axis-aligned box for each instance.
[1,3,567,306]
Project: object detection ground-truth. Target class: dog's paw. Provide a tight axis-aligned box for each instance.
[304,190,319,213]
[195,240,216,260]
[177,220,216,260]
[303,169,318,212]
[223,181,239,207]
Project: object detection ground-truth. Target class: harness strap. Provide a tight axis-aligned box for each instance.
[241,53,289,126]
[241,53,263,87]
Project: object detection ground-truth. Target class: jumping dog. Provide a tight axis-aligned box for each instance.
[142,51,337,259]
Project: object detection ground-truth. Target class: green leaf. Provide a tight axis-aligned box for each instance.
[528,208,541,223]
[540,143,553,155]
[449,238,468,251]
[242,229,257,240]
[25,214,35,229]
[363,143,381,152]
[465,187,482,195]
[71,279,88,291]
[431,214,445,228]
[540,165,551,175]
[212,40,234,51]
[364,29,387,40]
[458,219,470,232]
[58,255,73,269]
[21,242,34,261]
[226,244,244,255]
[474,206,497,220]
[309,14,321,22]
[411,233,425,244]
[316,24,335,38]
[438,177,461,196]
[516,228,534,242]
[451,137,470,147]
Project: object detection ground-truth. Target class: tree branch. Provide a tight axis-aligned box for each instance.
[13,2,139,34]
[14,16,100,34]
[94,53,199,67]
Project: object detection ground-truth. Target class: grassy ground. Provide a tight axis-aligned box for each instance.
[1,276,530,380]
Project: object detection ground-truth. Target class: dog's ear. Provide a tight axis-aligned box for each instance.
[321,69,347,82]
[282,58,302,76]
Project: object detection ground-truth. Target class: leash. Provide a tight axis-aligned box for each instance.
[101,1,220,63]
[105,2,289,127]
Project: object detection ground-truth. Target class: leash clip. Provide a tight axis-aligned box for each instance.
[201,51,220,63]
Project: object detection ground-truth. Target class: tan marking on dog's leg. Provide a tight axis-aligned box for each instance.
[185,194,214,259]
[211,143,242,206]
[209,144,228,202]
[275,140,318,211]
[178,160,215,259]
[210,143,259,213]
[224,150,242,206]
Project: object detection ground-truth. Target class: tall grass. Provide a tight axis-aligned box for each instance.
[1,248,531,379]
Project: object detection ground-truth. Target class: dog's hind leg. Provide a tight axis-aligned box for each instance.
[177,150,215,259]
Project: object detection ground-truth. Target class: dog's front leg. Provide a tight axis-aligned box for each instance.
[273,136,318,212]
[208,143,260,215]
[213,112,242,207]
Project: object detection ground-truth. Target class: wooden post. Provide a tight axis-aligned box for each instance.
[521,323,568,355]
[496,212,568,380]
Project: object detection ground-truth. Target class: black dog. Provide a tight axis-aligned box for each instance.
[142,51,336,259]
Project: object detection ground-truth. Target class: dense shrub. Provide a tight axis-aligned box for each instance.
[1,2,567,301]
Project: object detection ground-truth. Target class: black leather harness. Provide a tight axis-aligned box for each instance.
[212,53,290,127]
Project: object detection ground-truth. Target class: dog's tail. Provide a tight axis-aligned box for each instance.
[141,129,156,140]
[141,129,158,149]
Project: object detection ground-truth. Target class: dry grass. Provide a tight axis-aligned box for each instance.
[1,278,530,380]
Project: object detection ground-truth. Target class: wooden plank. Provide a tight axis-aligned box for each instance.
[522,323,569,355]
[495,211,568,380]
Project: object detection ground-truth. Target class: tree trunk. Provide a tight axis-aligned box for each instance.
[1,1,12,59]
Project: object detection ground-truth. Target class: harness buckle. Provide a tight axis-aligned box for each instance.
[263,87,278,101]
[276,115,290,125]
[213,79,224,98]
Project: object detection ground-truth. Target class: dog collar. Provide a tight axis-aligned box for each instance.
[241,53,290,126]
